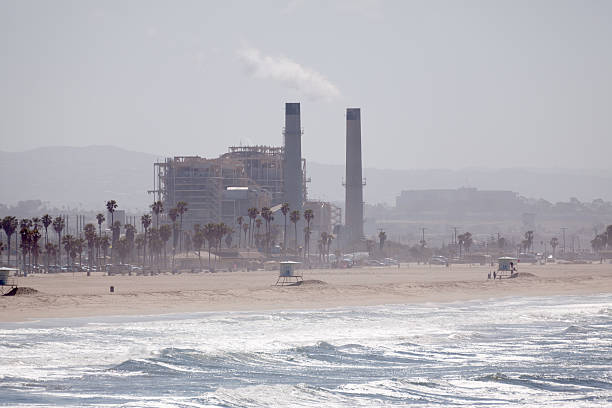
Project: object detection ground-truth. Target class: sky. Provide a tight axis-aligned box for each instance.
[1,0,611,170]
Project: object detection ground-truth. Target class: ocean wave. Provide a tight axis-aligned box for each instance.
[1,294,611,406]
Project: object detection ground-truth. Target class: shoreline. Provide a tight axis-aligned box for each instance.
[1,263,611,323]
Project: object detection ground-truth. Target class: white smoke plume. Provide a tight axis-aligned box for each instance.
[238,48,340,101]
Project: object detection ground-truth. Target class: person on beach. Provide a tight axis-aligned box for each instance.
[493,271,497,279]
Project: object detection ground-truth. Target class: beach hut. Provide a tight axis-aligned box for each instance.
[275,261,302,286]
[0,267,19,295]
[495,257,518,279]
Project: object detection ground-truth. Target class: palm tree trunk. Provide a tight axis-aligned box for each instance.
[179,216,183,254]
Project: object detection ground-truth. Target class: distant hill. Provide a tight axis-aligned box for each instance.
[1,146,611,211]
[308,163,612,205]
[0,146,158,211]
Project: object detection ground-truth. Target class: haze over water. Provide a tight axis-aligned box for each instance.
[1,294,610,407]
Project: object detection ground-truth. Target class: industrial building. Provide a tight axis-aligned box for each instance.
[151,103,343,239]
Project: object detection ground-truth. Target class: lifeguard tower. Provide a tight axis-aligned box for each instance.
[275,261,303,286]
[495,257,518,279]
[0,267,19,295]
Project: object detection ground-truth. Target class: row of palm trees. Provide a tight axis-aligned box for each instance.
[590,225,612,254]
[236,204,315,260]
[191,222,234,270]
[106,199,189,269]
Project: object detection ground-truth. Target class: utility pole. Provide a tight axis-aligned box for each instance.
[454,227,458,245]
[420,227,426,247]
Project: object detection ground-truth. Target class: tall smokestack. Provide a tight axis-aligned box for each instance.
[345,108,364,242]
[283,102,303,219]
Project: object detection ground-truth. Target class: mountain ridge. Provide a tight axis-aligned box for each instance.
[1,146,611,211]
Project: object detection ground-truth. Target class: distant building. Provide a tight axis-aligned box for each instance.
[154,155,272,228]
[221,186,271,227]
[396,187,519,214]
[303,200,342,238]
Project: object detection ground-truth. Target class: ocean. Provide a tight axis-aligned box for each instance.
[1,294,611,407]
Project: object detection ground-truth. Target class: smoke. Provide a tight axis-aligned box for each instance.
[238,48,340,101]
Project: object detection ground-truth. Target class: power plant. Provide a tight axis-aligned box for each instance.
[151,103,351,245]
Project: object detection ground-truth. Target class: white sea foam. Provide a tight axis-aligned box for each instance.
[1,294,611,406]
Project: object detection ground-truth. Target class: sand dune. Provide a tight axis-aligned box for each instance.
[1,263,611,322]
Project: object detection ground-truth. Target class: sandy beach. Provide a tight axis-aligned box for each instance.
[1,262,611,322]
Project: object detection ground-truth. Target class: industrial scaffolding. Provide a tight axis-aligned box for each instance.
[221,145,285,205]
[152,145,310,228]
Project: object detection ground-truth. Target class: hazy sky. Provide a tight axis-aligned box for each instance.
[1,0,611,170]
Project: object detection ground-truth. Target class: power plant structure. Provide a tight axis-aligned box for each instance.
[151,103,340,245]
[344,108,365,244]
[283,103,304,218]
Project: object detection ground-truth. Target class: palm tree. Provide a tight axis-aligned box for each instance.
[1,216,18,266]
[159,224,172,267]
[201,222,217,271]
[176,201,188,253]
[106,200,118,260]
[261,207,272,254]
[247,207,259,247]
[124,224,136,262]
[290,210,300,252]
[326,233,334,262]
[148,227,162,267]
[115,237,131,265]
[61,234,75,268]
[255,218,262,248]
[151,200,164,228]
[304,209,314,261]
[215,223,229,253]
[192,224,205,270]
[96,213,105,236]
[242,223,249,248]
[378,230,387,251]
[19,224,31,273]
[280,203,290,254]
[52,216,65,266]
[168,207,179,267]
[96,213,105,263]
[550,237,559,259]
[225,227,234,248]
[141,214,152,267]
[319,232,328,262]
[75,237,85,270]
[44,242,57,267]
[84,224,96,275]
[134,234,144,266]
[236,216,244,248]
[457,232,474,257]
[31,227,41,271]
[41,214,52,246]
[111,221,122,257]
[99,235,111,269]
[106,200,117,225]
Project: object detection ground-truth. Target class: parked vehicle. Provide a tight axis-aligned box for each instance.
[429,255,448,265]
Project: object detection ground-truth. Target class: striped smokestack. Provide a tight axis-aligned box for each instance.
[345,108,364,242]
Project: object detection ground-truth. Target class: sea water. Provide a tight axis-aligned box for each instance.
[0,294,611,407]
